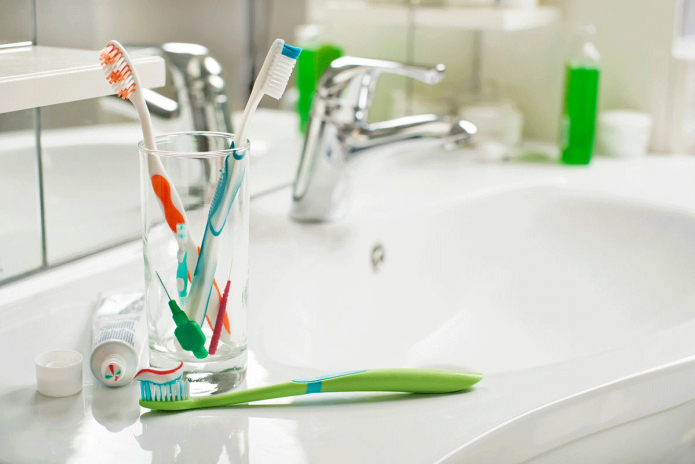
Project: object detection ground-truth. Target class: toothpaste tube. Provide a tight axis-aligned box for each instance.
[90,293,148,387]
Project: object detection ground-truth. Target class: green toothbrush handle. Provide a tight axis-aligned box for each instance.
[315,368,482,394]
[142,369,482,411]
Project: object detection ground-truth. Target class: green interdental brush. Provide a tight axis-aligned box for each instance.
[156,272,208,359]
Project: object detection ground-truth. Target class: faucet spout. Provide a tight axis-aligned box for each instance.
[290,112,475,223]
[349,114,476,155]
[290,56,477,223]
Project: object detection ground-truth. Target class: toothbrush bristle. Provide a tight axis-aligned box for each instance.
[98,44,120,64]
[263,54,298,100]
[99,43,136,100]
[140,379,190,402]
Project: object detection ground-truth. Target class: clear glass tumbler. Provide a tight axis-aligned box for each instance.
[138,132,248,395]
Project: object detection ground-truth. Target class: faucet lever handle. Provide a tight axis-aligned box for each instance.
[317,57,445,118]
[320,57,444,91]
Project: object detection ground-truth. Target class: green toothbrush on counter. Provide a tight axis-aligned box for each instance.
[139,368,483,411]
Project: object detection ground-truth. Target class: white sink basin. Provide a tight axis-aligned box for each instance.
[254,186,695,375]
[245,151,695,462]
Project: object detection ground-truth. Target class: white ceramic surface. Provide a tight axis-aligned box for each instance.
[1,112,695,463]
[255,186,695,375]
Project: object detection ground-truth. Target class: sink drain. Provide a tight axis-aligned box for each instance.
[371,243,385,272]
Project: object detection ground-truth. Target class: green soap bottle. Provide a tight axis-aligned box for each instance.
[296,32,342,134]
[560,25,601,165]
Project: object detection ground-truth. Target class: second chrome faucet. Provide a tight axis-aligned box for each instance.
[290,57,476,222]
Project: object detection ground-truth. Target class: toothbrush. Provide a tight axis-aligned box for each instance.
[139,368,483,411]
[207,40,302,354]
[186,39,302,331]
[155,272,207,359]
[99,40,227,335]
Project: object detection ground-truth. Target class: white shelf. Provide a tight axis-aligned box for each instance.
[323,1,560,31]
[0,45,165,114]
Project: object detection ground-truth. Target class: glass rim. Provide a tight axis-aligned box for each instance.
[137,131,250,158]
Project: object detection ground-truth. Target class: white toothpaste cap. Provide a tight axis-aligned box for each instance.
[35,349,84,397]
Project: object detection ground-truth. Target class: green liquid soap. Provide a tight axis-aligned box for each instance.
[296,44,342,134]
[560,62,600,165]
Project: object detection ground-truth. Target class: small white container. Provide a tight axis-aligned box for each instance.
[461,101,524,146]
[596,110,653,158]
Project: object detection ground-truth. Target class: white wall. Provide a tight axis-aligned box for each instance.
[483,0,678,150]
[35,0,251,111]
[309,0,681,152]
[309,11,478,122]
[28,0,688,150]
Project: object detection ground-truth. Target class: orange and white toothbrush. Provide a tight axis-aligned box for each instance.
[99,40,230,341]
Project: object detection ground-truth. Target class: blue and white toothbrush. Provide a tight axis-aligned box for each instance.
[186,39,302,331]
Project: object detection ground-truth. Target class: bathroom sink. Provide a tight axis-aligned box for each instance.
[2,111,695,463]
[252,185,695,375]
[245,150,695,462]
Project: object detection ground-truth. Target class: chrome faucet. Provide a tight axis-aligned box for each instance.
[110,43,233,134]
[290,57,476,222]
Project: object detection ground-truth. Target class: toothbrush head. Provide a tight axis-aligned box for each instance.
[234,39,302,149]
[136,362,189,403]
[99,41,138,100]
[140,379,191,403]
[261,39,302,100]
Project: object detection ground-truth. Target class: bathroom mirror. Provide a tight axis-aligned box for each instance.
[0,109,44,282]
[39,101,142,264]
[0,0,42,283]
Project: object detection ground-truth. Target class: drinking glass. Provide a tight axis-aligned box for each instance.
[138,132,248,395]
